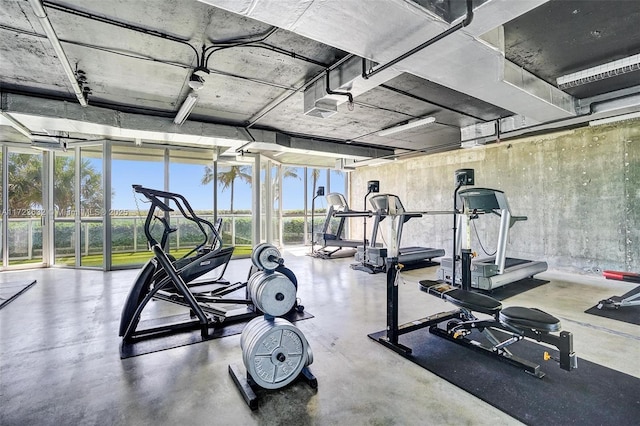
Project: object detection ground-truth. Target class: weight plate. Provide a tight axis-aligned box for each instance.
[251,243,270,269]
[248,271,297,316]
[241,317,311,390]
[257,245,282,271]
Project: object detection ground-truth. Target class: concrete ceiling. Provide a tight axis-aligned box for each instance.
[1,0,639,167]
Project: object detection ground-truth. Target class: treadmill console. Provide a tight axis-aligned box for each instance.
[326,192,348,209]
[458,188,508,213]
[455,168,475,186]
[369,194,405,215]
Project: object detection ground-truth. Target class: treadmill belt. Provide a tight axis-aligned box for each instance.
[504,257,531,268]
[400,246,426,254]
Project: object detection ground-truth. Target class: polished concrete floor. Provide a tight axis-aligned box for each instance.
[1,248,639,425]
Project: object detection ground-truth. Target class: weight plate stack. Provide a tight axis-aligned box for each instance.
[247,271,297,317]
[241,317,313,390]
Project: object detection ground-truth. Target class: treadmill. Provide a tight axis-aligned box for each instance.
[354,194,445,272]
[438,188,547,290]
[313,193,367,258]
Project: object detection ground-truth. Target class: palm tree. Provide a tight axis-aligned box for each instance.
[7,153,102,217]
[201,165,252,213]
[310,168,321,201]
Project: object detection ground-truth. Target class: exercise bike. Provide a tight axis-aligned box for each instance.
[119,185,301,343]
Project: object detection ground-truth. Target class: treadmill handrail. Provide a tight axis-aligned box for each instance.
[334,210,374,218]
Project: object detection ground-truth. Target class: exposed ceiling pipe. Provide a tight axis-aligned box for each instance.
[362,0,474,80]
[325,68,353,108]
[28,0,88,107]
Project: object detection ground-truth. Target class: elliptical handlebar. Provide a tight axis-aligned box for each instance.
[132,184,224,254]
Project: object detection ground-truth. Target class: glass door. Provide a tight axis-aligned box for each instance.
[6,148,44,267]
[51,145,105,268]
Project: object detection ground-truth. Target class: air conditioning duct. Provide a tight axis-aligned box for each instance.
[304,79,338,119]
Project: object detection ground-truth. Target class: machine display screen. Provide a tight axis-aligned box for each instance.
[460,189,506,212]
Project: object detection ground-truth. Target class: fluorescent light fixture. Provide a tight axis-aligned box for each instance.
[589,111,640,127]
[28,0,88,107]
[1,111,33,139]
[351,157,394,167]
[557,53,640,89]
[173,91,198,125]
[377,116,436,137]
[31,139,67,151]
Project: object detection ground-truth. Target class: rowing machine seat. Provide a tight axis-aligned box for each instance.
[499,307,561,332]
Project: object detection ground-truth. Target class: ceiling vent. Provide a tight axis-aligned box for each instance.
[304,78,338,119]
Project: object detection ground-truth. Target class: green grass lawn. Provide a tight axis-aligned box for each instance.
[13,245,253,268]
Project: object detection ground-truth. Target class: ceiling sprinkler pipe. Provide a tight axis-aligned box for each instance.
[362,0,474,80]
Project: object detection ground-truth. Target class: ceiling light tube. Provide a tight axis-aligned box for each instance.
[28,0,88,107]
[589,111,640,127]
[173,91,198,125]
[377,116,436,137]
[0,112,33,139]
[557,53,640,89]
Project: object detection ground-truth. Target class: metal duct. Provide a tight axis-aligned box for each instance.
[201,0,575,123]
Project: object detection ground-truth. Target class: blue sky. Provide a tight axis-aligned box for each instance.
[110,161,344,211]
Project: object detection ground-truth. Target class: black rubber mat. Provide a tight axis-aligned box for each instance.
[120,310,314,358]
[585,286,640,326]
[0,280,37,310]
[368,328,640,425]
[480,278,549,301]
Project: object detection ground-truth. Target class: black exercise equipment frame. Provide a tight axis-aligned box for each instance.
[228,363,317,410]
[119,185,260,343]
[598,270,640,309]
[373,257,576,378]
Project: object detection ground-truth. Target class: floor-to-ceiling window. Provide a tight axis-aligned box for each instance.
[49,145,104,268]
[79,145,104,267]
[167,150,215,258]
[6,148,44,267]
[259,159,282,247]
[217,158,253,254]
[307,167,328,245]
[110,145,165,268]
[282,166,305,245]
[1,140,350,269]
[52,149,76,266]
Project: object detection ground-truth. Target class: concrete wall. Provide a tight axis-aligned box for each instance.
[349,119,640,275]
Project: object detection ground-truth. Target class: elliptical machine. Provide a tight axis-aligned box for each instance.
[119,185,302,345]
